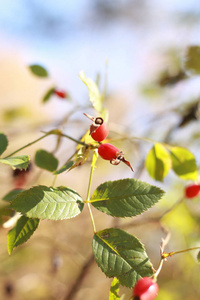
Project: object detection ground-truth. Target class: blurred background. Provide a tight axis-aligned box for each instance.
[0,0,200,299]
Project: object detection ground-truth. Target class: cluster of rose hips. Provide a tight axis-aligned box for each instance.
[185,183,200,199]
[84,113,133,171]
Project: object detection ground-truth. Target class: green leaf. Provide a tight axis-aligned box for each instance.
[145,143,171,182]
[35,149,58,172]
[90,178,164,217]
[53,161,74,175]
[184,46,200,75]
[2,189,24,202]
[170,146,198,180]
[11,186,84,220]
[0,133,8,156]
[0,155,30,170]
[92,228,153,288]
[109,278,120,300]
[29,64,48,77]
[7,216,39,254]
[42,87,55,103]
[79,71,102,112]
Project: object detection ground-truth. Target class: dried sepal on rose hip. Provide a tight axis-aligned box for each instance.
[98,143,133,171]
[84,113,109,142]
[133,277,159,300]
[185,183,200,199]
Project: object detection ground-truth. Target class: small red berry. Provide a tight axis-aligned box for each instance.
[54,89,67,99]
[84,113,108,142]
[133,277,159,300]
[98,143,133,171]
[185,184,200,199]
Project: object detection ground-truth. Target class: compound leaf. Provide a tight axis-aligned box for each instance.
[93,228,153,288]
[90,178,164,217]
[11,185,84,220]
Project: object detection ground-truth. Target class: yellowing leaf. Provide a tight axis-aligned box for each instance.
[170,146,198,180]
[145,143,171,182]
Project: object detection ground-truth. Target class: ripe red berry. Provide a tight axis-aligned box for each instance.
[84,113,108,142]
[185,184,200,199]
[133,277,159,300]
[54,89,67,99]
[98,143,133,171]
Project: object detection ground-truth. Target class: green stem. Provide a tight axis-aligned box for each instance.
[5,129,89,159]
[86,152,97,233]
[5,132,50,158]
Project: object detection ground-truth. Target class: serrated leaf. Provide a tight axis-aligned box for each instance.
[145,143,171,182]
[35,149,58,172]
[170,146,198,180]
[29,64,48,77]
[11,186,84,220]
[90,178,164,217]
[109,278,120,300]
[0,155,30,170]
[93,228,153,288]
[79,71,102,112]
[184,46,200,75]
[2,189,24,202]
[42,87,55,103]
[53,161,74,175]
[0,133,8,156]
[7,216,39,254]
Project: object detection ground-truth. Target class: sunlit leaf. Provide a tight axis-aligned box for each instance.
[170,146,198,180]
[109,278,120,300]
[145,143,171,182]
[93,228,153,288]
[79,71,102,112]
[35,149,58,172]
[90,178,164,217]
[29,64,48,77]
[7,216,39,254]
[11,185,84,220]
[0,155,30,170]
[184,46,200,75]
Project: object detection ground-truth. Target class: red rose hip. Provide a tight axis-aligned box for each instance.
[133,277,159,300]
[84,113,108,142]
[98,143,133,171]
[185,184,200,199]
